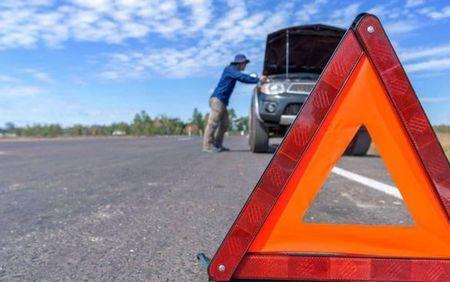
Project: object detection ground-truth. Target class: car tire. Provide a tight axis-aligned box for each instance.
[344,126,371,156]
[249,108,269,153]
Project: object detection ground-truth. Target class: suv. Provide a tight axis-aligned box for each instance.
[249,24,371,155]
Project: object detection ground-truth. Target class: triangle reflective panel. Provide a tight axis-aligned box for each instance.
[208,14,450,281]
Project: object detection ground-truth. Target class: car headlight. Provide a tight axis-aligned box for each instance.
[260,82,285,95]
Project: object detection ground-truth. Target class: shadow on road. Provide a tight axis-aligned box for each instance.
[266,142,380,158]
[229,141,379,158]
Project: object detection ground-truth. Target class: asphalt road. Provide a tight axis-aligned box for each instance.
[0,136,412,281]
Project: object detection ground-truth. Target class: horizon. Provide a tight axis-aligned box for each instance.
[0,0,449,126]
[2,107,450,128]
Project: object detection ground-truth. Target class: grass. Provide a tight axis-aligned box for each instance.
[437,132,450,161]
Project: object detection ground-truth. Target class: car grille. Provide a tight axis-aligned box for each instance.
[283,103,303,115]
[287,82,315,94]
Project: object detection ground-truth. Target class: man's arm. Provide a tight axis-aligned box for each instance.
[227,68,259,84]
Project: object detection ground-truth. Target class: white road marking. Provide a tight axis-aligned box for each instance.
[177,137,192,141]
[331,167,402,199]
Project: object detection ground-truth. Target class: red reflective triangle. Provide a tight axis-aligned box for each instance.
[208,13,450,281]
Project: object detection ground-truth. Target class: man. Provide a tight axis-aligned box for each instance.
[203,54,265,153]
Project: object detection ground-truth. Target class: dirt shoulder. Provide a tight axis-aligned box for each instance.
[438,132,450,160]
[0,136,140,142]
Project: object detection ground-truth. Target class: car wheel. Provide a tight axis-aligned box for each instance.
[344,126,371,156]
[249,108,269,153]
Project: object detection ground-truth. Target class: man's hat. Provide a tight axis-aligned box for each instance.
[231,54,250,64]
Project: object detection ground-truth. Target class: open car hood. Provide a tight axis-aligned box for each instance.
[263,24,345,76]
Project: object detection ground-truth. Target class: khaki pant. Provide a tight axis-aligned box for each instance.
[203,97,229,149]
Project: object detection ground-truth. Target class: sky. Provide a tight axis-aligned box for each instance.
[0,0,449,126]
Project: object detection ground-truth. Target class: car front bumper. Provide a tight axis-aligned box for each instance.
[256,92,309,125]
[279,115,296,125]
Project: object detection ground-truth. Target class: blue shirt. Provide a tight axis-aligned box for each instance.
[211,65,259,106]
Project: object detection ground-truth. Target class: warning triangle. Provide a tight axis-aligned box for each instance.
[208,14,450,281]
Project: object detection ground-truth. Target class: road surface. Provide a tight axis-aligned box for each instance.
[0,136,412,281]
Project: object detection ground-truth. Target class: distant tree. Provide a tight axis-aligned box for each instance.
[434,124,450,133]
[132,110,153,135]
[153,115,185,135]
[4,122,15,132]
[47,124,63,137]
[228,108,237,131]
[3,108,256,138]
[111,122,130,134]
[140,110,151,123]
[235,116,249,133]
[133,113,142,124]
[69,124,85,136]
[190,108,204,135]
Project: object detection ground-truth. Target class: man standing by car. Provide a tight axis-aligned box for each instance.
[203,54,265,153]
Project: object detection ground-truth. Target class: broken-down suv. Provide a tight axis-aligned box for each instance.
[249,24,371,154]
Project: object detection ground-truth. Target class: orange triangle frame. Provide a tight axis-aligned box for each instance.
[249,55,450,257]
[208,14,450,281]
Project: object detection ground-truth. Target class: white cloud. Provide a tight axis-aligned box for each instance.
[100,0,292,79]
[96,0,447,79]
[399,43,450,62]
[420,6,450,20]
[420,97,450,103]
[23,69,53,83]
[0,75,17,82]
[367,5,388,17]
[405,0,425,8]
[324,3,362,27]
[400,44,450,74]
[0,0,446,80]
[70,0,110,10]
[0,70,48,99]
[295,0,327,24]
[431,7,450,20]
[384,20,419,35]
[0,0,213,49]
[182,0,213,33]
[0,86,45,97]
[405,57,450,73]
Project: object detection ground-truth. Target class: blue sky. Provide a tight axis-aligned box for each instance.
[0,0,449,126]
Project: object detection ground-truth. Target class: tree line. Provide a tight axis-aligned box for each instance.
[2,110,447,138]
[434,124,450,133]
[0,108,249,137]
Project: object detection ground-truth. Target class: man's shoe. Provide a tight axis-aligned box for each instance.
[203,147,222,153]
[219,146,230,151]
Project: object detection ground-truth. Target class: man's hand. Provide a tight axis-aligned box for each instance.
[259,75,267,81]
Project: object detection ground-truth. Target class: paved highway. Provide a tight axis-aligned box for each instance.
[0,136,412,281]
